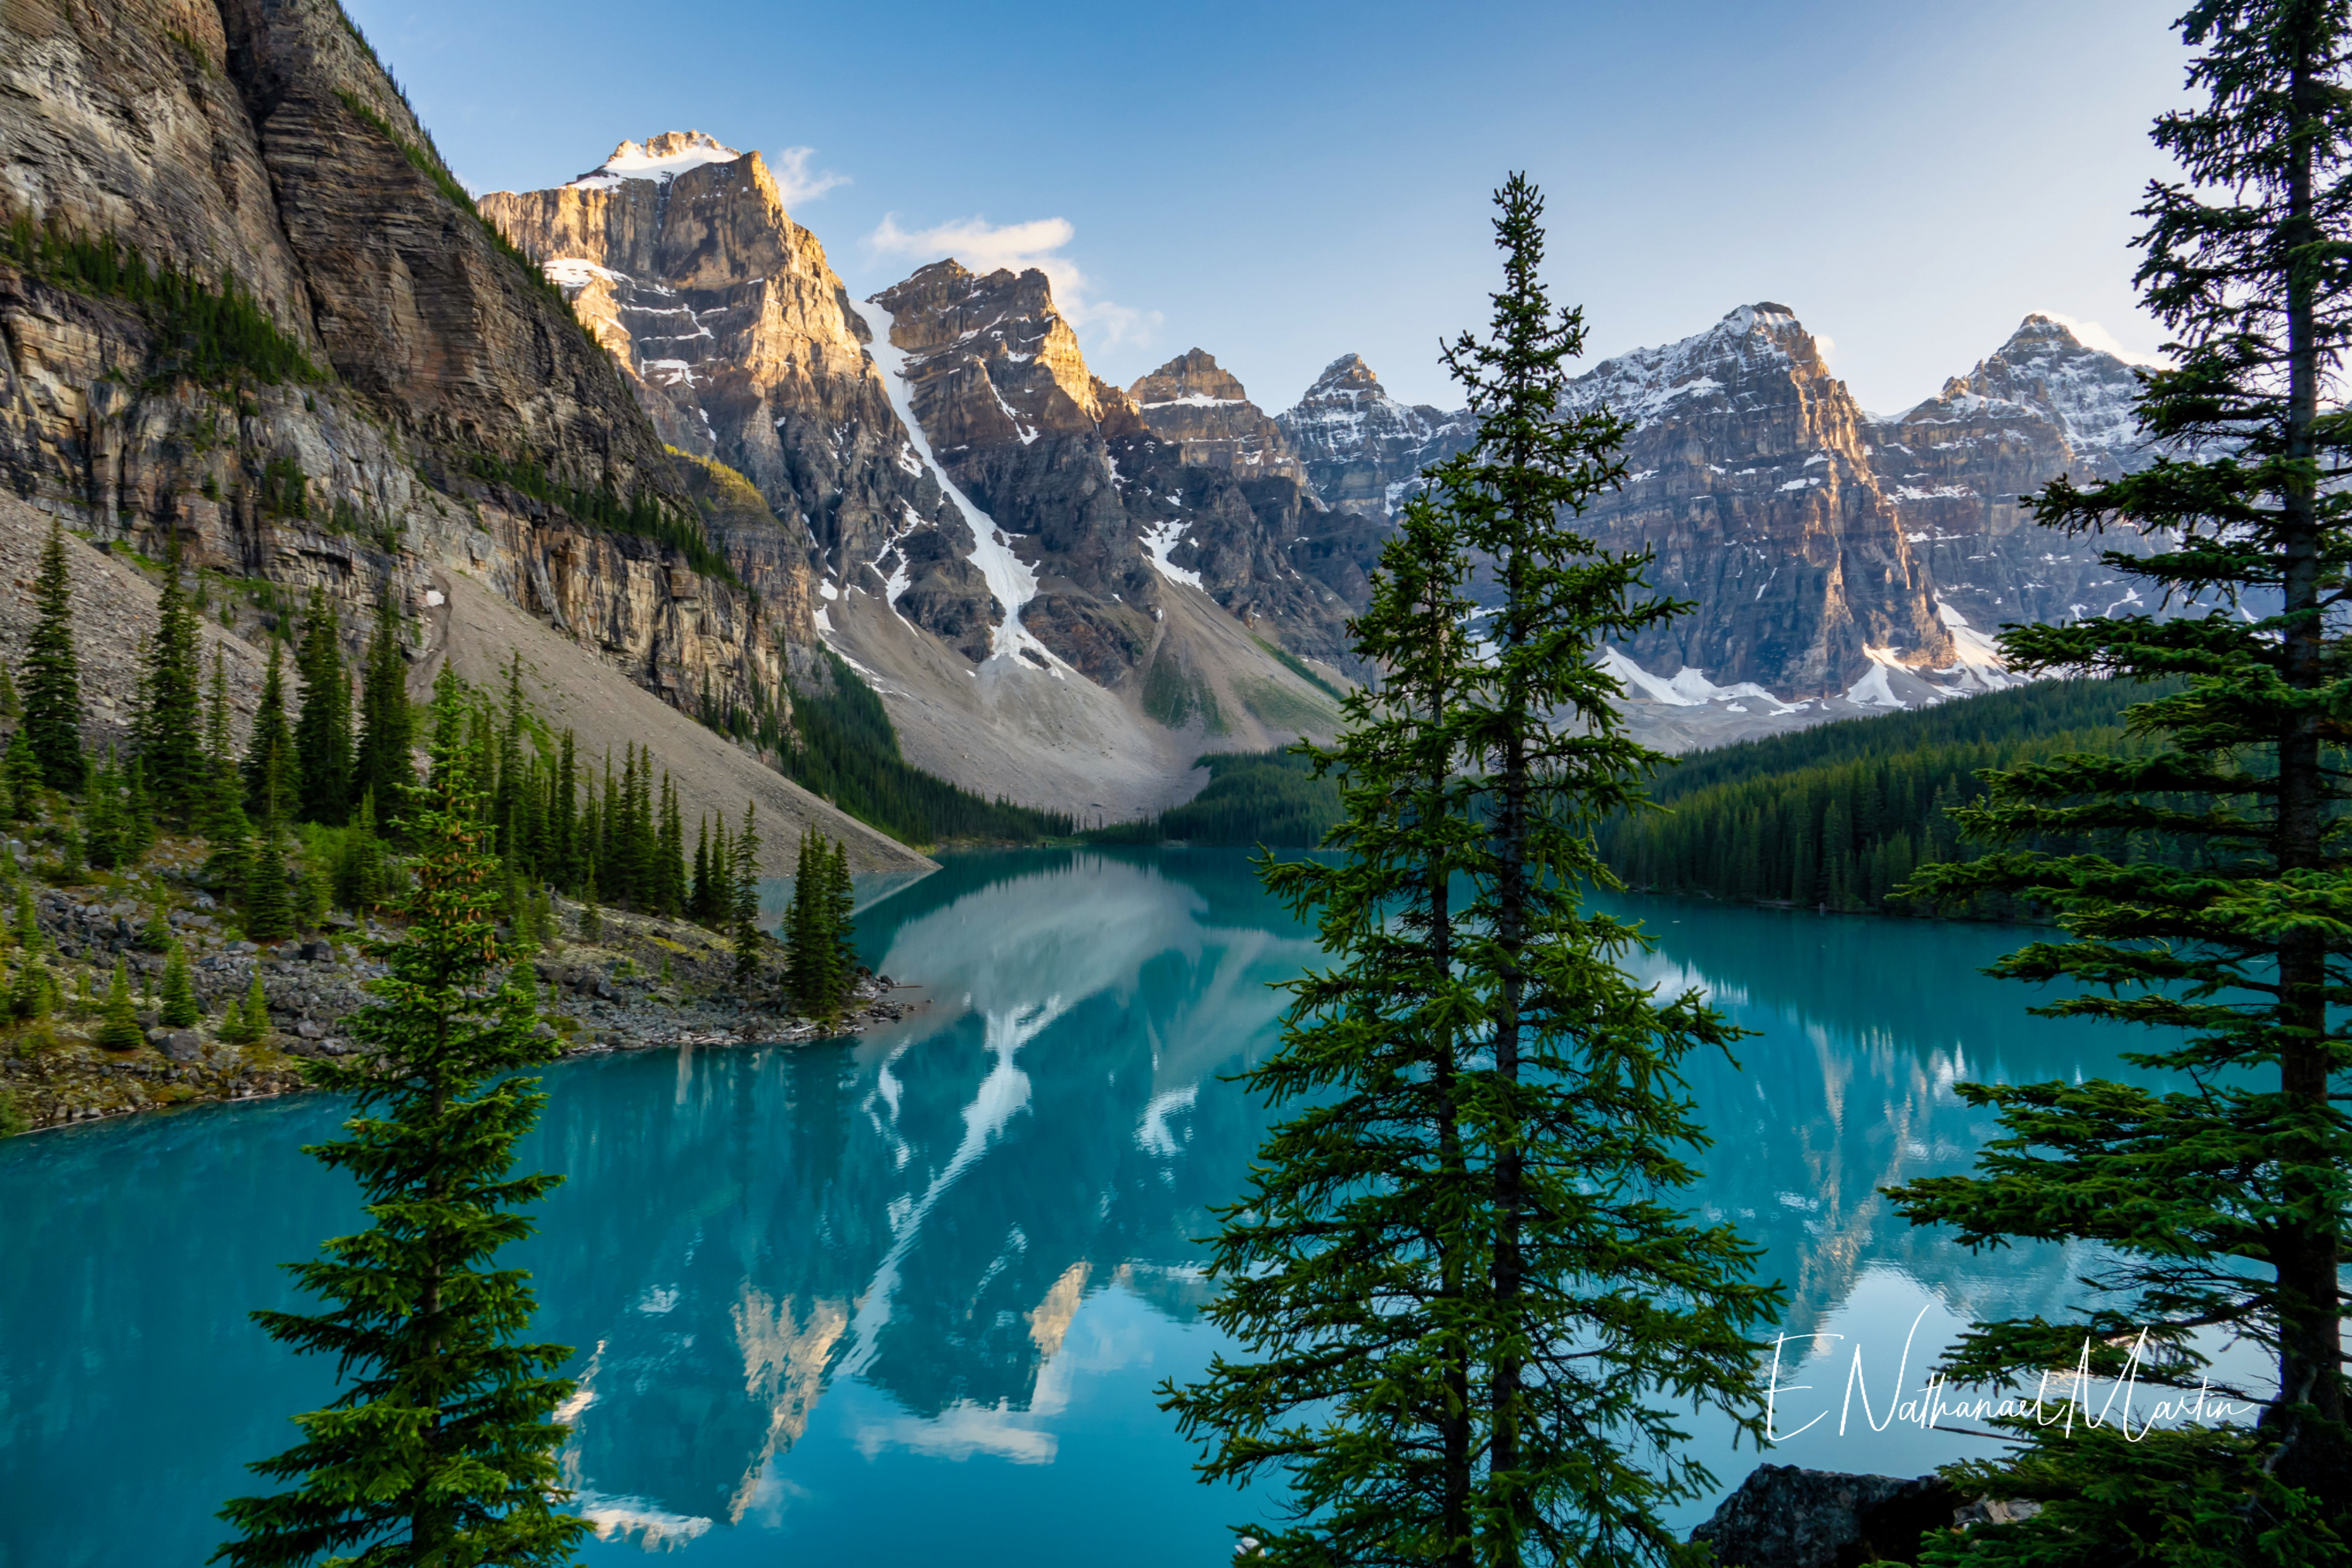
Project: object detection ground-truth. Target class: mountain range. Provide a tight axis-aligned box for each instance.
[0,0,2162,840]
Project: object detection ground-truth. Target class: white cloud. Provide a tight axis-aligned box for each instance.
[766,146,848,208]
[865,213,1161,351]
[2037,311,2168,366]
[1814,333,1838,360]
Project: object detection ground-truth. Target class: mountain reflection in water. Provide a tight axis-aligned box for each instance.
[0,850,2167,1565]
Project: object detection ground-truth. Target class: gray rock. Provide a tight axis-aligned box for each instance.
[160,1031,203,1062]
[1690,1464,1959,1568]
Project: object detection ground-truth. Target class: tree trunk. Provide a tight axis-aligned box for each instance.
[2268,40,2346,1495]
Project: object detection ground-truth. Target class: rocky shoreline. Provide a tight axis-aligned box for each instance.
[0,846,919,1136]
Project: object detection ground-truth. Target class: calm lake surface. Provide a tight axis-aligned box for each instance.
[1,848,2159,1566]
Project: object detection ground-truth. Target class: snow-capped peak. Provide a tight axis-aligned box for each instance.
[1564,303,1821,429]
[565,131,743,191]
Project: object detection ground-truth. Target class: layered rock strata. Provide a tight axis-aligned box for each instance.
[479,137,995,660]
[868,262,1359,679]
[1128,349,1308,483]
[0,12,802,778]
[1276,353,1472,519]
[1869,314,2162,628]
[1557,304,1954,695]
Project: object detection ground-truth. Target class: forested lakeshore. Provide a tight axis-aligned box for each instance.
[1596,677,2179,918]
[0,521,884,1136]
[1086,748,1341,848]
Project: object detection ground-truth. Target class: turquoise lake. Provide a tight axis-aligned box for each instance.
[0,848,2169,1565]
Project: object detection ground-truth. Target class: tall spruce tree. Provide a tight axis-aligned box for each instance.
[353,587,413,825]
[292,591,352,826]
[214,668,587,1567]
[134,536,204,816]
[1888,2,2352,1553]
[243,635,297,828]
[731,802,761,986]
[21,519,84,792]
[1166,176,1778,1567]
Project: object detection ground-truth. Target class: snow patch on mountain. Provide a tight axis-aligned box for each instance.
[566,130,742,190]
[851,298,1057,667]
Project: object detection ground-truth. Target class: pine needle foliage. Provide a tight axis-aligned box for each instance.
[96,957,141,1050]
[21,520,85,793]
[1166,176,1780,1568]
[1892,2,2352,1555]
[213,674,587,1567]
[783,827,858,1020]
[134,539,206,819]
[294,591,354,827]
[160,941,198,1028]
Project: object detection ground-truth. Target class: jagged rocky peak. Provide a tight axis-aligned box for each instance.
[1277,353,1470,517]
[567,130,744,190]
[1891,313,2146,467]
[869,260,1140,447]
[1131,347,1251,406]
[1557,301,1953,697]
[1128,349,1306,483]
[481,134,992,658]
[1573,303,1849,439]
[1869,314,2163,633]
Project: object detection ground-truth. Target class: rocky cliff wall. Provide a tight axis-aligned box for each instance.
[871,262,1360,679]
[480,138,993,662]
[0,3,804,752]
[1869,314,2163,628]
[1558,304,1954,695]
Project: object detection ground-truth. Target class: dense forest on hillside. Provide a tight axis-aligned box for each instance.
[767,651,1072,848]
[1599,679,2182,917]
[1089,749,1341,848]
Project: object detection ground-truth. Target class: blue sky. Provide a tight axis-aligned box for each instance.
[349,0,2192,415]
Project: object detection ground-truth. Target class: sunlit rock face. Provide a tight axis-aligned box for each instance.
[1868,314,2163,630]
[480,136,998,659]
[0,12,788,733]
[1128,349,1308,485]
[867,262,1361,679]
[1553,303,1952,696]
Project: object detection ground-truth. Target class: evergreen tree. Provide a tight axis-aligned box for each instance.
[824,839,856,1005]
[1890,4,2352,1550]
[123,758,154,864]
[731,802,761,986]
[292,591,352,826]
[353,587,413,827]
[244,828,295,944]
[1166,176,1778,1566]
[83,753,123,870]
[3,728,39,823]
[657,774,685,916]
[21,519,85,792]
[692,816,714,927]
[783,827,836,1018]
[96,956,141,1050]
[0,659,20,720]
[215,669,587,1567]
[134,537,204,816]
[160,940,198,1028]
[552,729,578,891]
[578,864,601,944]
[243,635,296,827]
[335,790,388,914]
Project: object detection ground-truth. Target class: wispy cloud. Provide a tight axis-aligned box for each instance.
[865,214,1160,350]
[767,146,849,208]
